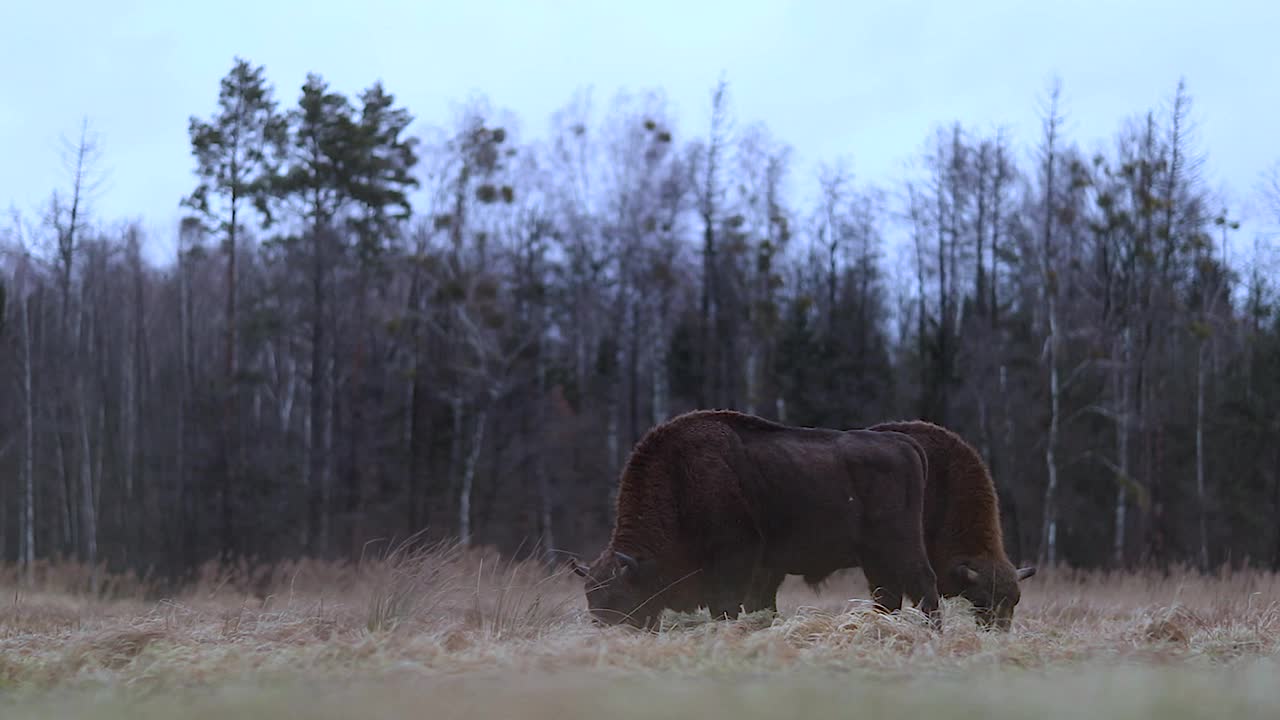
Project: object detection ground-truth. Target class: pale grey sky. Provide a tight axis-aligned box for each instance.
[3,0,1277,267]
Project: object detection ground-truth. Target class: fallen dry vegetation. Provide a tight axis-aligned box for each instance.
[1,541,1278,718]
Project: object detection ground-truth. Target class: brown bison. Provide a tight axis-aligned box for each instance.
[571,409,941,630]
[866,420,1036,629]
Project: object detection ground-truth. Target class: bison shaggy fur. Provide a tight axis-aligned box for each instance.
[572,409,941,630]
[868,420,1036,629]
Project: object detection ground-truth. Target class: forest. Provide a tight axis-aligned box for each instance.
[2,57,1279,586]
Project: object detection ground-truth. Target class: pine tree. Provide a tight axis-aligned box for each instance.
[182,56,287,559]
[265,72,362,556]
[344,80,420,535]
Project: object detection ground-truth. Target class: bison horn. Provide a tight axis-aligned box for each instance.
[1016,566,1037,581]
[615,551,640,573]
[955,564,981,584]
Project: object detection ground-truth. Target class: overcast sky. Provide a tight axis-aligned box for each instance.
[3,0,1277,268]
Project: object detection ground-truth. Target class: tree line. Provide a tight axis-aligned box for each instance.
[2,58,1279,586]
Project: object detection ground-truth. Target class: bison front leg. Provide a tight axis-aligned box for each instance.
[858,558,903,613]
[706,566,780,620]
[860,557,940,631]
[903,561,942,631]
[706,580,748,620]
[854,446,943,631]
[857,535,942,631]
[698,569,745,620]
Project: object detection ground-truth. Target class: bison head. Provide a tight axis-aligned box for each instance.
[572,550,661,629]
[948,557,1036,630]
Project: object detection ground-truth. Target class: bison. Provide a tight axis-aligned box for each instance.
[684,419,1037,629]
[571,409,941,630]
[867,420,1036,629]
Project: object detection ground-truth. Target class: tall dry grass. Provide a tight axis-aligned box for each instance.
[0,542,1277,716]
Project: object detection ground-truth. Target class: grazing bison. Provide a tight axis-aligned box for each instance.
[571,409,941,630]
[867,420,1036,629]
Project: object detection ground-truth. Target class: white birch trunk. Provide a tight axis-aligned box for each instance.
[745,349,759,416]
[21,294,35,579]
[1037,82,1062,569]
[460,405,489,547]
[1195,338,1208,570]
[1113,328,1131,567]
[1041,289,1061,568]
[536,309,555,557]
[652,306,668,424]
[78,378,98,577]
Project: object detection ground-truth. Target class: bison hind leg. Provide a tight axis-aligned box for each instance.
[802,572,832,592]
[742,570,785,616]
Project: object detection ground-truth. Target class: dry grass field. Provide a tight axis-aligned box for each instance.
[1,540,1278,718]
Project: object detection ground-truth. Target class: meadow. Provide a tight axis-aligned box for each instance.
[1,541,1278,719]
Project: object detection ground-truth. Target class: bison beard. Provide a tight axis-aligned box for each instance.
[572,410,942,631]
[868,420,1037,629]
